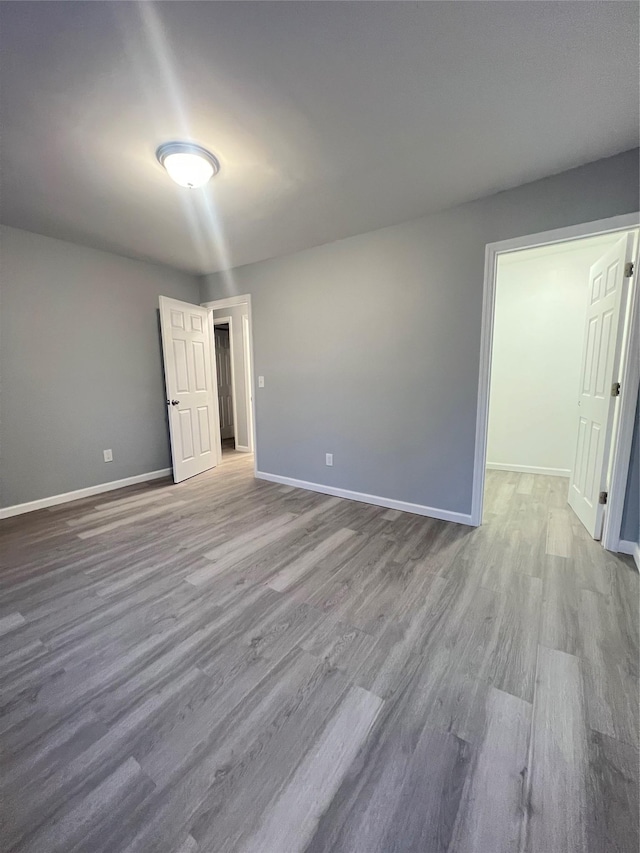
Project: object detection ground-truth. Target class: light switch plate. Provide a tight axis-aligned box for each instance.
[325,453,333,466]
[103,449,113,462]
[258,376,265,388]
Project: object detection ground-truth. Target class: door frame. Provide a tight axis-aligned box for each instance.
[242,314,255,456]
[471,212,640,553]
[203,295,257,463]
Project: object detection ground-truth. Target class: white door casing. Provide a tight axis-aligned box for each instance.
[159,296,219,483]
[215,325,235,440]
[568,235,633,538]
[242,314,255,453]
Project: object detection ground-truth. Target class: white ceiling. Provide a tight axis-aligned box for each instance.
[1,1,638,275]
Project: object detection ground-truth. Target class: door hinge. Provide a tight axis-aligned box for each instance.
[625,261,634,278]
[599,491,608,505]
[611,381,621,397]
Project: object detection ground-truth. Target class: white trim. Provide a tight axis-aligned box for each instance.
[213,315,240,451]
[242,314,255,454]
[202,295,249,310]
[617,539,640,570]
[486,462,570,477]
[477,213,640,258]
[256,471,474,526]
[472,213,640,542]
[0,469,172,519]
[206,311,224,467]
[246,303,257,467]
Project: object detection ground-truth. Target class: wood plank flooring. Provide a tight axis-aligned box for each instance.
[1,455,638,853]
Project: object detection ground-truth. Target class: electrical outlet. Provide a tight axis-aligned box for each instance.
[258,376,265,388]
[325,453,333,467]
[103,449,113,462]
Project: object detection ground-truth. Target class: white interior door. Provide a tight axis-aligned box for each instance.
[215,326,234,440]
[568,235,633,538]
[159,296,219,483]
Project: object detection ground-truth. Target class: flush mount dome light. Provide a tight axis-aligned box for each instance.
[156,142,220,188]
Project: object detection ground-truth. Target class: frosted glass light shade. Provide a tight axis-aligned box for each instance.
[156,142,220,189]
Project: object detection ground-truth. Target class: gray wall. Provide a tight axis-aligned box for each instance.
[1,225,200,508]
[201,149,640,517]
[212,304,251,451]
[621,396,639,544]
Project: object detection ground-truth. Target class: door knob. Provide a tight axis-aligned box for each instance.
[167,399,180,406]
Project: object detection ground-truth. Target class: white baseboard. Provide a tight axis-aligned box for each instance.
[0,469,172,519]
[617,539,640,570]
[486,462,571,477]
[255,471,474,526]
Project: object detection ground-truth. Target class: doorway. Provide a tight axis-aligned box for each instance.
[158,292,255,484]
[204,295,256,461]
[472,214,639,552]
[213,321,236,451]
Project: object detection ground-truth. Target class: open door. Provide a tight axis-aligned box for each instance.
[214,324,235,441]
[159,296,219,483]
[568,234,634,538]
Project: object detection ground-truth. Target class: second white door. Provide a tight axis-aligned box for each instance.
[215,325,235,441]
[568,234,634,538]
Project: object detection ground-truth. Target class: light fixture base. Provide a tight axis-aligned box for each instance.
[156,141,220,188]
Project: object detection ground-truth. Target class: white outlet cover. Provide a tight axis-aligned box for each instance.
[103,449,113,462]
[325,453,333,466]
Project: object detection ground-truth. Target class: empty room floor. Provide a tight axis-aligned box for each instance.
[1,458,638,853]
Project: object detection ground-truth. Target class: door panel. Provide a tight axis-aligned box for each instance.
[568,235,632,538]
[159,296,219,483]
[193,340,207,390]
[197,407,212,453]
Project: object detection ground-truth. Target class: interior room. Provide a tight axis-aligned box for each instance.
[1,3,639,852]
[488,235,627,480]
[486,230,640,547]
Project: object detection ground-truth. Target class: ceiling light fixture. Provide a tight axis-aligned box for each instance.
[156,142,220,189]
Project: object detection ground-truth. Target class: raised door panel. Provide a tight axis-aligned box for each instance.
[178,408,195,462]
[173,339,190,394]
[197,406,212,454]
[192,340,207,392]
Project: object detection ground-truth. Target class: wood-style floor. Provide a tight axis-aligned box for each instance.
[1,451,638,853]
